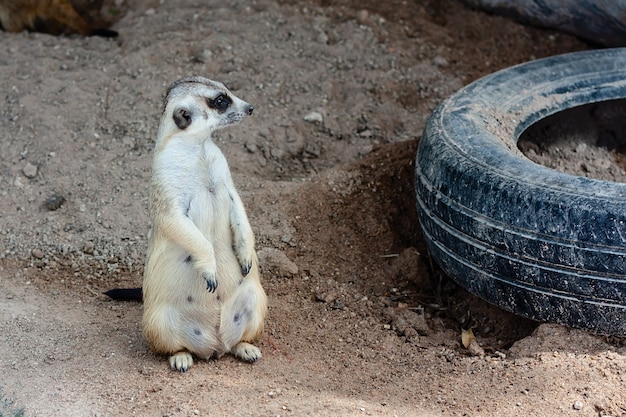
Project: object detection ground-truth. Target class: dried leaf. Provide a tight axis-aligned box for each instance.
[461,327,475,348]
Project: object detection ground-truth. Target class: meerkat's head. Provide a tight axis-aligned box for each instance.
[158,76,254,140]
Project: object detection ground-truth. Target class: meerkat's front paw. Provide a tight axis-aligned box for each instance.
[231,342,262,363]
[169,351,194,372]
[195,257,218,292]
[202,270,218,292]
[239,257,252,276]
[235,248,253,276]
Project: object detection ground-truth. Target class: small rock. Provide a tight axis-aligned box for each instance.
[31,249,45,259]
[315,291,336,304]
[358,129,373,138]
[22,162,38,178]
[192,49,213,63]
[316,32,328,44]
[122,136,136,147]
[83,241,95,255]
[356,9,369,24]
[573,401,584,411]
[45,193,66,211]
[304,111,323,124]
[433,56,448,67]
[387,307,430,338]
[467,339,485,357]
[257,248,298,277]
[244,141,257,153]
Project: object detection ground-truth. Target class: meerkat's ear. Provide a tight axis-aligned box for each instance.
[173,108,192,130]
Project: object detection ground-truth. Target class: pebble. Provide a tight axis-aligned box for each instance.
[83,241,95,255]
[575,143,587,153]
[257,248,299,277]
[45,193,66,211]
[244,141,257,153]
[467,339,485,357]
[31,248,45,259]
[433,56,449,67]
[573,401,583,410]
[192,49,213,63]
[22,162,38,178]
[315,291,336,304]
[304,111,323,124]
[316,32,328,45]
[356,10,369,24]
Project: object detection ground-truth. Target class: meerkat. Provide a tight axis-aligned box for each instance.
[138,76,267,372]
[0,0,117,37]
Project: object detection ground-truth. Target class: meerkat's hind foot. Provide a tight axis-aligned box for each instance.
[169,351,194,372]
[231,342,262,363]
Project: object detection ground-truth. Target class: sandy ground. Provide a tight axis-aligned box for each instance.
[1,0,626,416]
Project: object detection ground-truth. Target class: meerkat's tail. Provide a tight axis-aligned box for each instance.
[91,28,119,38]
[104,287,143,302]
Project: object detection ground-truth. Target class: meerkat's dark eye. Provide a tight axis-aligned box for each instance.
[208,94,232,113]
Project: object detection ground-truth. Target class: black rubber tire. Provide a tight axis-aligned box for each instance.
[415,48,626,336]
[460,0,626,47]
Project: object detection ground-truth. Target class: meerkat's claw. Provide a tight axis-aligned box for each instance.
[203,271,218,292]
[169,351,194,372]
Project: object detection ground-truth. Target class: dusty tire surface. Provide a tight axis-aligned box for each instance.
[460,0,626,47]
[416,48,626,335]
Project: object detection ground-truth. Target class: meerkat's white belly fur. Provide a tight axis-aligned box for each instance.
[142,77,267,371]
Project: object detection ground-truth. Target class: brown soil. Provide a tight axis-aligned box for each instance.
[519,99,626,183]
[1,1,625,416]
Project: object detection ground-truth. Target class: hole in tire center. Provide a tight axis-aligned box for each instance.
[518,99,626,183]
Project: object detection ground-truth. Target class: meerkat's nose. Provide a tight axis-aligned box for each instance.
[246,105,254,116]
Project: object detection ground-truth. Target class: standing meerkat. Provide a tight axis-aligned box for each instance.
[141,76,267,372]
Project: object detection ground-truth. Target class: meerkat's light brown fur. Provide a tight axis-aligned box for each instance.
[142,76,267,371]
